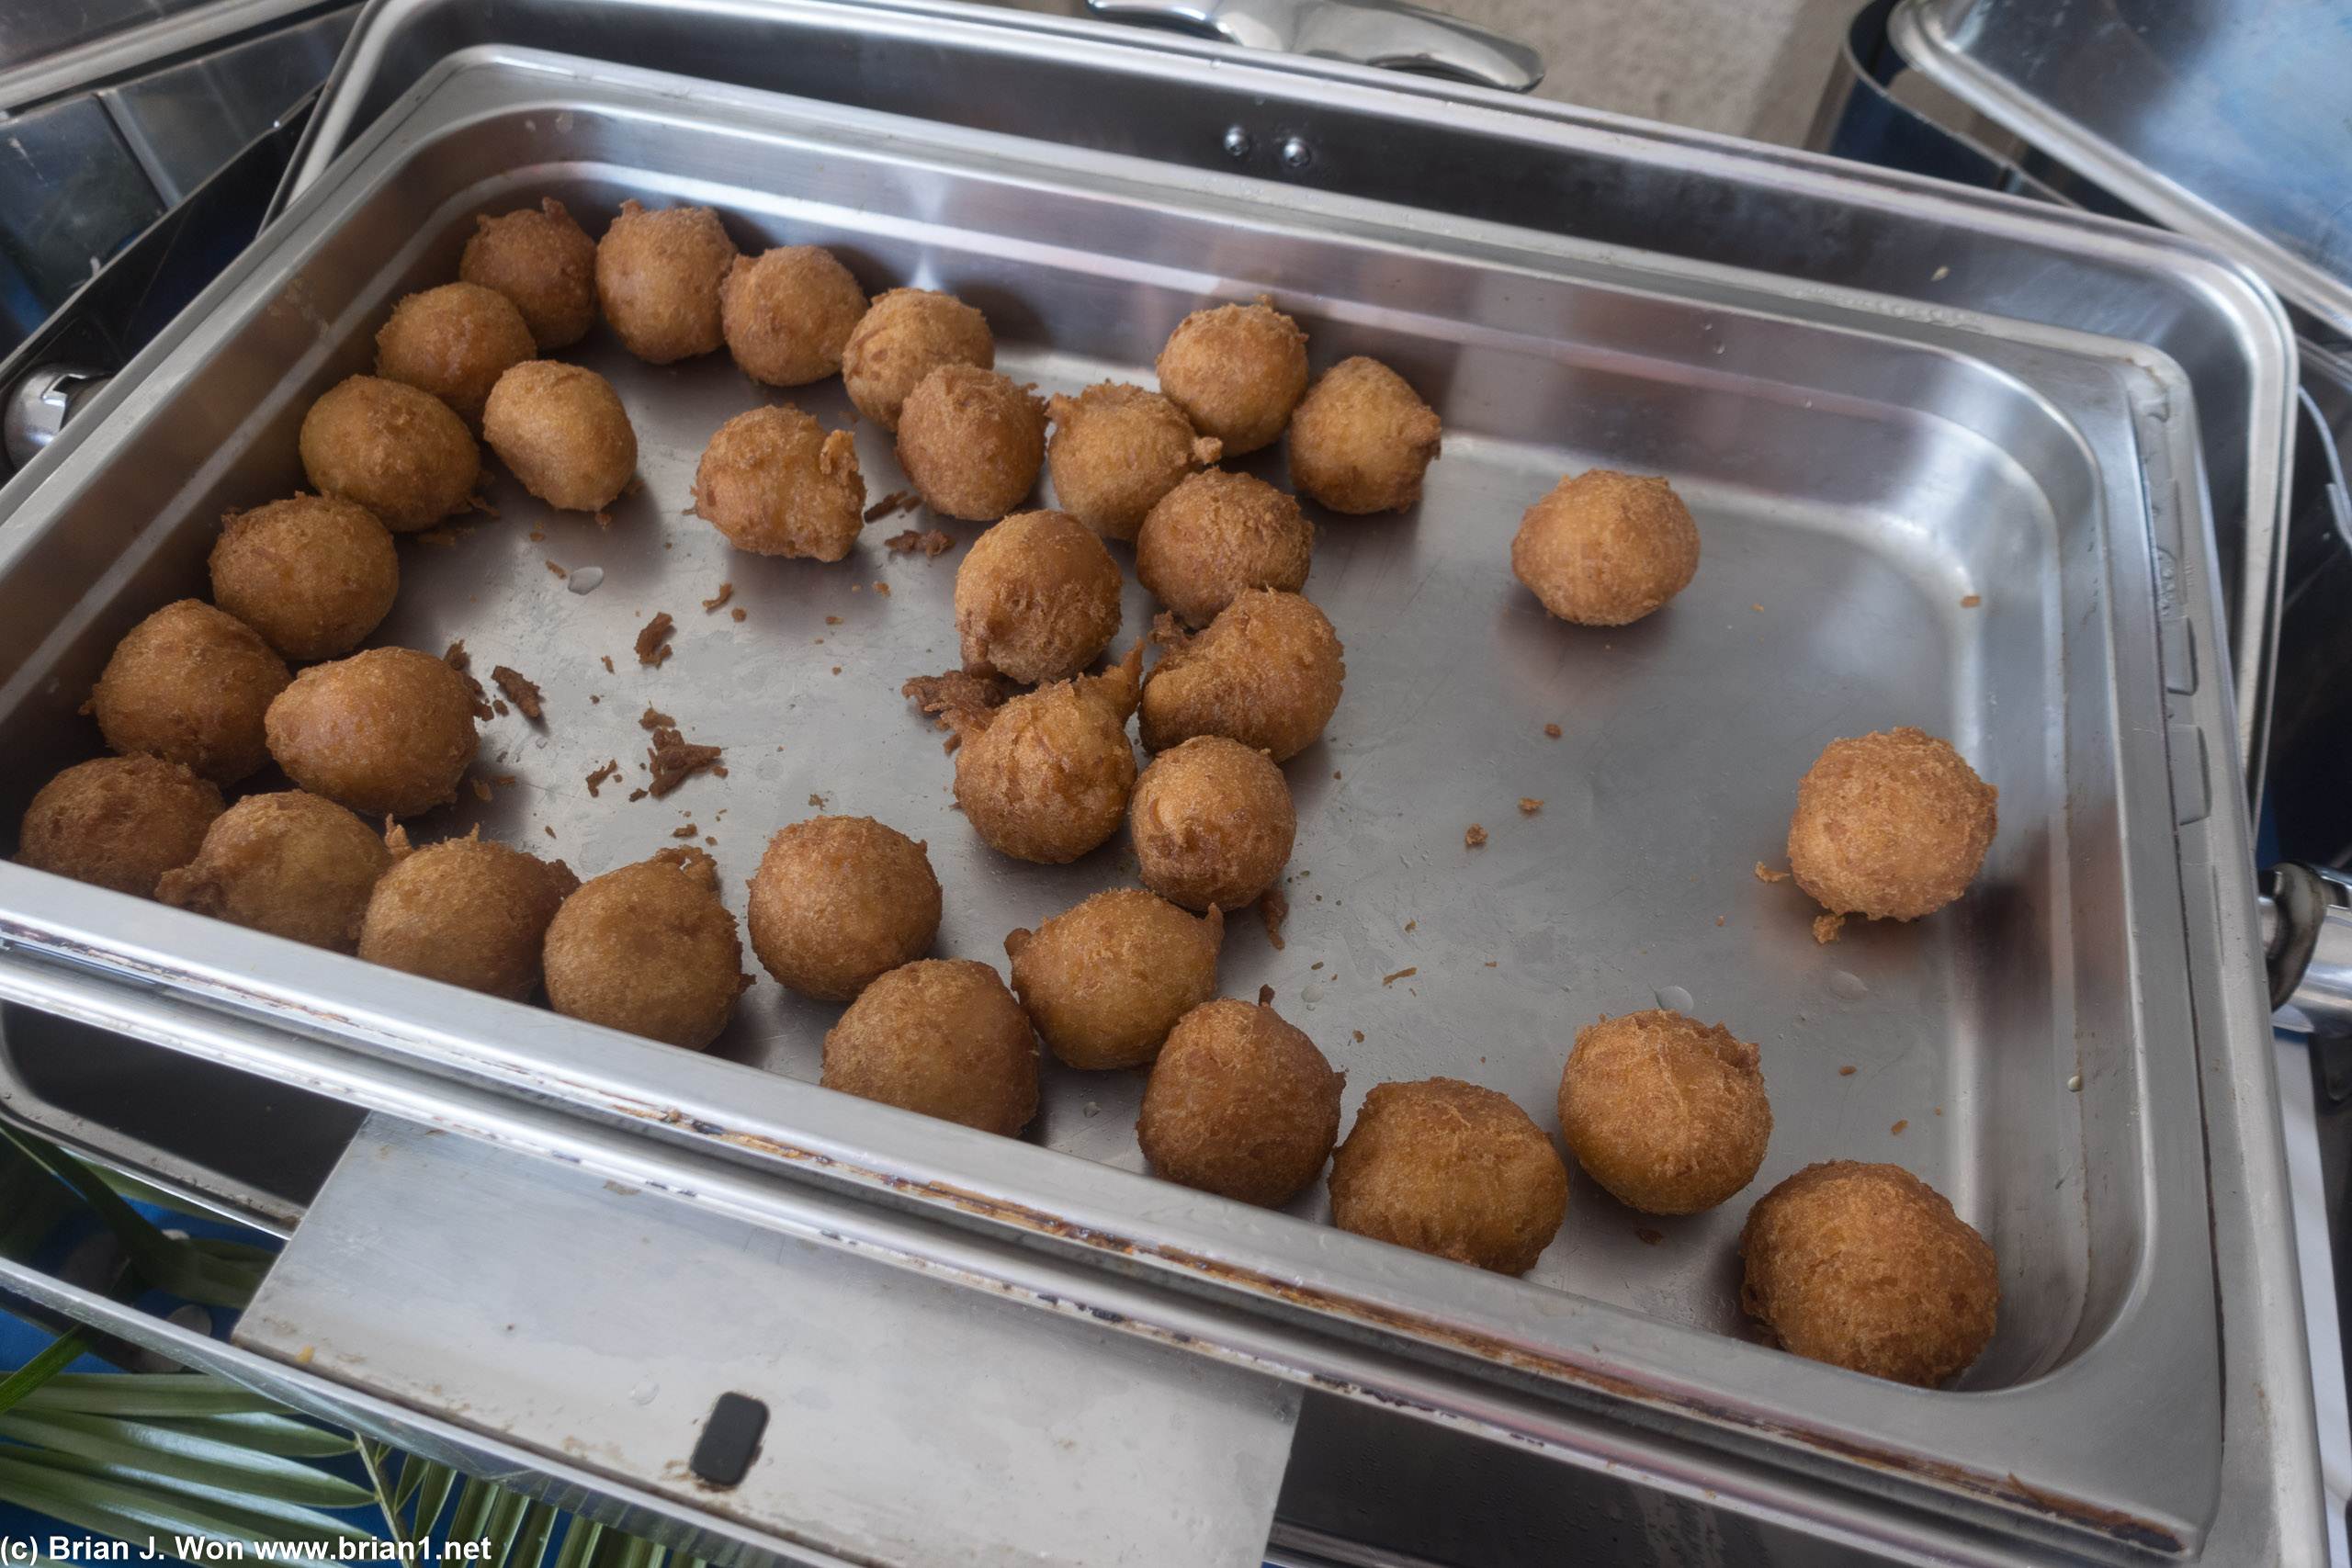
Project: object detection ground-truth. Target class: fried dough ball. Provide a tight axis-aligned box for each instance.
[595,200,736,364]
[951,647,1140,864]
[748,816,941,1001]
[1154,297,1307,457]
[89,600,289,784]
[841,288,993,432]
[209,493,398,661]
[481,361,638,514]
[264,647,479,818]
[543,846,750,1049]
[1558,1010,1770,1214]
[1138,997,1342,1205]
[1139,589,1343,762]
[720,246,867,387]
[156,791,390,952]
[1740,1161,1999,1387]
[1287,356,1442,514]
[1045,382,1220,542]
[358,828,578,999]
[897,364,1046,522]
[955,509,1122,683]
[1135,468,1311,626]
[373,282,536,427]
[17,755,222,898]
[689,405,864,560]
[1005,889,1222,1069]
[821,958,1037,1136]
[1328,1078,1568,1276]
[1787,728,1997,927]
[1511,470,1700,626]
[459,197,598,350]
[298,376,481,533]
[1128,734,1294,911]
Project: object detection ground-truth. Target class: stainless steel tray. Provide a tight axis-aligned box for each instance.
[0,43,2307,1563]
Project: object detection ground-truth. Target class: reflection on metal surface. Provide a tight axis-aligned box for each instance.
[1084,0,1542,90]
[0,0,345,115]
[0,95,165,349]
[97,7,354,206]
[2,363,110,468]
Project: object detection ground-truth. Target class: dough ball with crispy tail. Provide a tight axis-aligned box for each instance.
[1740,1161,1999,1387]
[543,846,751,1049]
[1139,589,1342,761]
[955,509,1122,683]
[1511,469,1700,626]
[842,288,993,433]
[1154,297,1308,457]
[460,197,599,350]
[1287,356,1442,514]
[821,958,1038,1135]
[209,493,398,661]
[897,364,1046,522]
[373,282,536,427]
[156,791,390,952]
[690,405,865,560]
[1787,727,1997,927]
[1046,382,1220,542]
[721,246,868,387]
[1135,468,1311,626]
[299,375,481,532]
[595,200,736,364]
[265,647,480,818]
[89,600,289,785]
[482,361,638,514]
[359,828,578,999]
[18,755,222,898]
[952,646,1141,864]
[1139,996,1342,1205]
[1005,888,1222,1069]
[748,816,941,1001]
[1558,1009,1770,1214]
[1128,733,1294,911]
[1329,1077,1568,1276]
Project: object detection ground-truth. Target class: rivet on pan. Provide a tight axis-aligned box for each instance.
[1222,126,1251,158]
[1280,136,1313,171]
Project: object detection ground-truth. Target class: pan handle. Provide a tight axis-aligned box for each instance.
[1085,0,1544,92]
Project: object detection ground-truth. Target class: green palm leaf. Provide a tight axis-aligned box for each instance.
[0,1448,375,1557]
[144,1412,356,1459]
[0,1407,373,1506]
[0,1127,265,1308]
[15,1371,283,1418]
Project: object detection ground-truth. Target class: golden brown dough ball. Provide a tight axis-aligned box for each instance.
[689,405,865,560]
[298,375,481,533]
[1154,297,1307,457]
[841,288,993,432]
[1139,589,1343,762]
[1510,470,1699,626]
[1045,382,1220,542]
[264,647,479,818]
[88,600,289,784]
[1005,889,1222,1069]
[748,816,940,1001]
[595,199,736,364]
[373,282,536,427]
[821,958,1037,1135]
[481,360,638,514]
[1135,468,1311,627]
[1787,728,1997,928]
[1128,733,1294,912]
[156,791,390,952]
[358,828,578,999]
[720,246,867,387]
[459,197,598,350]
[897,364,1046,523]
[1138,996,1342,1205]
[17,755,222,898]
[951,649,1140,865]
[1287,356,1442,514]
[1558,1009,1770,1214]
[1328,1077,1568,1276]
[209,493,398,661]
[955,509,1122,683]
[1740,1161,1999,1387]
[543,846,750,1049]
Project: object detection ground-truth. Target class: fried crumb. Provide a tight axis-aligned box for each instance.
[1518,797,1544,815]
[1962,594,1982,608]
[528,525,546,542]
[672,825,697,839]
[492,774,515,788]
[1636,1228,1664,1246]
[600,655,615,673]
[416,526,458,547]
[492,699,509,716]
[470,777,492,802]
[1257,984,1275,1006]
[584,760,619,797]
[1839,1066,1858,1076]
[1544,723,1562,739]
[645,724,724,797]
[874,581,890,596]
[1465,824,1487,849]
[808,794,828,808]
[1891,1119,1908,1135]
[902,669,1009,733]
[1261,890,1288,950]
[545,559,567,578]
[702,583,734,613]
[640,706,675,730]
[866,491,920,525]
[1405,919,1416,931]
[492,665,544,719]
[1333,770,1342,780]
[1484,960,1497,967]
[1382,967,1417,987]
[826,615,842,626]
[628,788,648,802]
[1813,911,1846,943]
[831,666,842,675]
[1309,961,1323,970]
[442,641,492,718]
[635,612,675,666]
[1755,862,1789,883]
[730,607,745,622]
[544,826,556,839]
